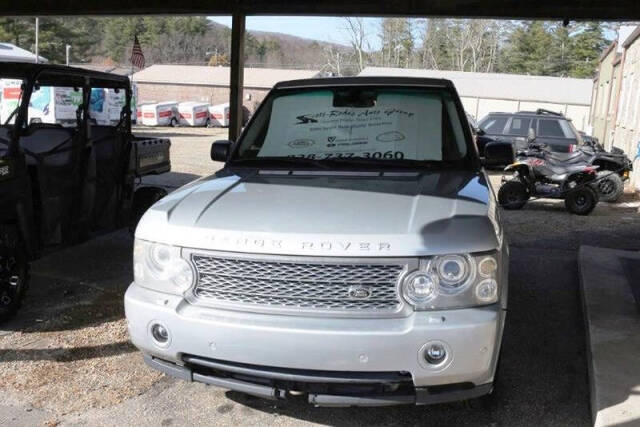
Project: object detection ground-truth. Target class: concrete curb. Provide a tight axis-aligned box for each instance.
[578,245,640,427]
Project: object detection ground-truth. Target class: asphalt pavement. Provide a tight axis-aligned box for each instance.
[2,126,640,426]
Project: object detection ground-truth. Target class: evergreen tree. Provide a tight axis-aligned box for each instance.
[569,22,608,78]
[501,21,554,75]
[0,17,101,63]
[0,18,33,48]
[548,24,572,76]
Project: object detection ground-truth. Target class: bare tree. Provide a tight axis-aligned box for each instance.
[322,44,344,75]
[419,19,504,73]
[343,17,369,73]
[379,18,414,68]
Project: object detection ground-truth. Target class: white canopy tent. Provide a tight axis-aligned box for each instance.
[0,43,47,63]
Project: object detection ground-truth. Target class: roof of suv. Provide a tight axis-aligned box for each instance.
[274,76,456,90]
[485,109,568,120]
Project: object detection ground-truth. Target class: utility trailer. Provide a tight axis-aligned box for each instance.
[208,102,230,127]
[178,101,210,127]
[0,63,171,323]
[141,101,178,127]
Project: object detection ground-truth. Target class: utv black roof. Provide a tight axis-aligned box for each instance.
[0,62,130,89]
[273,76,456,90]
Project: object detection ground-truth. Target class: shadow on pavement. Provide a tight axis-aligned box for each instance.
[0,341,136,363]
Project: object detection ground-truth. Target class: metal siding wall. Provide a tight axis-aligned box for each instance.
[476,99,519,121]
[460,97,479,119]
[564,105,591,132]
[518,101,566,114]
[613,40,640,162]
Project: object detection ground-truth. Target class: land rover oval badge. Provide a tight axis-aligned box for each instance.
[348,285,372,299]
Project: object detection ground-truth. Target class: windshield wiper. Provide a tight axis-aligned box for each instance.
[229,157,331,169]
[230,156,462,171]
[319,157,459,169]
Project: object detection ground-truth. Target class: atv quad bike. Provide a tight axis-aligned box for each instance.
[497,144,600,215]
[0,63,170,322]
[580,139,633,203]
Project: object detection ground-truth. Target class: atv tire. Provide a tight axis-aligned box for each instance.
[593,171,624,203]
[0,225,29,324]
[498,180,529,210]
[565,186,598,215]
[130,186,168,233]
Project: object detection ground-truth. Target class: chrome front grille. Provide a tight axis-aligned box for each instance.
[191,254,405,312]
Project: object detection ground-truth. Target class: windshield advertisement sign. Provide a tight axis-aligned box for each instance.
[258,91,442,161]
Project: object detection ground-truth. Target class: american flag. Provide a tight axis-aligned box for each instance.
[131,36,145,69]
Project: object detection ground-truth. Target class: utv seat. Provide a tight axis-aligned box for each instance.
[20,124,95,245]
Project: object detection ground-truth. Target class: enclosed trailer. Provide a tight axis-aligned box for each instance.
[208,102,230,127]
[178,101,210,127]
[136,101,154,124]
[141,101,178,126]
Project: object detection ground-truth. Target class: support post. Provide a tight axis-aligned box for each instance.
[229,11,246,142]
[35,17,39,64]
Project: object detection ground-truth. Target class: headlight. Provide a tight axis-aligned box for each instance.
[401,252,499,310]
[433,254,475,294]
[402,272,437,308]
[134,239,194,294]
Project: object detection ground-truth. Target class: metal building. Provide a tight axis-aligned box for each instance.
[359,66,594,131]
[132,64,320,112]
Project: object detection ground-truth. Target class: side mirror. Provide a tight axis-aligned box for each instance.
[484,141,514,167]
[476,128,486,136]
[211,140,232,162]
[527,128,536,144]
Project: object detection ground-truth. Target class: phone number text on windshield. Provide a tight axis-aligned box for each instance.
[287,151,405,159]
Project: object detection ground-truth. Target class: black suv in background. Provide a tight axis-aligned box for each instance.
[478,109,582,155]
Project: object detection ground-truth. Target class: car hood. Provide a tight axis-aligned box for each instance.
[136,169,500,257]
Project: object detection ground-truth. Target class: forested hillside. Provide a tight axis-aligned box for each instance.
[0,16,614,78]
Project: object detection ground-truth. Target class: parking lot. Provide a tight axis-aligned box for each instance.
[1,126,639,426]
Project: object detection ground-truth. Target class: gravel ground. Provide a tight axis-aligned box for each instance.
[1,126,639,426]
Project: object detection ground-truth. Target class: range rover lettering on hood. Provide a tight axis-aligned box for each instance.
[200,234,392,253]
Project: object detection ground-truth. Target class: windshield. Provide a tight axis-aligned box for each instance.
[233,87,470,167]
[478,115,508,134]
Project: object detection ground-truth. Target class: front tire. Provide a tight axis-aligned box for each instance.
[565,186,598,215]
[593,171,624,203]
[0,225,29,324]
[498,180,529,210]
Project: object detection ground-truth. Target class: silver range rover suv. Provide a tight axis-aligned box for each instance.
[125,77,508,407]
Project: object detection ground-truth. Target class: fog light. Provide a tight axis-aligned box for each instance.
[418,341,452,370]
[150,323,170,346]
[425,343,447,365]
[475,279,498,303]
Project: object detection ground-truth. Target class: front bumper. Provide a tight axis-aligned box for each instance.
[125,284,506,405]
[143,353,494,406]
